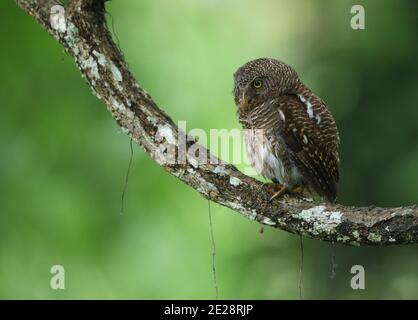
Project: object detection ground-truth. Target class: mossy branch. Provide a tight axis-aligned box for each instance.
[15,0,418,246]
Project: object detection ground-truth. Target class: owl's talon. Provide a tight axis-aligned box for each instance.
[268,184,289,202]
[268,185,304,202]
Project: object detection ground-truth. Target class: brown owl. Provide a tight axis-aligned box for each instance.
[233,58,340,202]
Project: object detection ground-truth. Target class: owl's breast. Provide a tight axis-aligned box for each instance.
[243,128,286,183]
[243,127,305,187]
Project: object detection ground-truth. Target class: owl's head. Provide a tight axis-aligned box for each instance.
[233,58,299,110]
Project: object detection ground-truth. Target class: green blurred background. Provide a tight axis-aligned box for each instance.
[0,0,417,299]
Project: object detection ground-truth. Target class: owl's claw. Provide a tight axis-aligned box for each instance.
[268,185,304,202]
[268,184,289,202]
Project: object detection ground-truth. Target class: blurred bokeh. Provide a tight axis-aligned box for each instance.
[0,0,417,299]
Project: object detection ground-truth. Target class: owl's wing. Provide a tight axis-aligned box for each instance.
[275,94,340,202]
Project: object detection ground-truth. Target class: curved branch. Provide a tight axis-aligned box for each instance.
[15,0,418,245]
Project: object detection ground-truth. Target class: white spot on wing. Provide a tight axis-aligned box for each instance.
[298,94,314,119]
[279,110,286,121]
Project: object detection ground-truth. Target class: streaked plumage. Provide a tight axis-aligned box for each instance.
[233,58,340,202]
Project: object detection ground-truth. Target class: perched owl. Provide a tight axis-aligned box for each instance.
[233,58,340,202]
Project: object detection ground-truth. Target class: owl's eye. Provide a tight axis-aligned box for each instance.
[253,79,263,89]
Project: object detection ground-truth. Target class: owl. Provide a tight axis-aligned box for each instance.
[233,58,340,202]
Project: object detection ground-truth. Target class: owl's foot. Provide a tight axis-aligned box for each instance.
[269,185,304,202]
[268,184,288,202]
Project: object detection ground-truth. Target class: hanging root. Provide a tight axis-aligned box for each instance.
[330,242,338,279]
[120,137,134,214]
[207,200,219,299]
[299,235,304,300]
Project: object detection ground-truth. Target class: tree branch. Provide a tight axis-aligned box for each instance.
[15,0,418,246]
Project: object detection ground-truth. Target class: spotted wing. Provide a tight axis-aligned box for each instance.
[275,94,340,202]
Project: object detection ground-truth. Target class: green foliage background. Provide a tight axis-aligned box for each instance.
[0,0,417,299]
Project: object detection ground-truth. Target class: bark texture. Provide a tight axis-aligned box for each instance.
[15,0,418,246]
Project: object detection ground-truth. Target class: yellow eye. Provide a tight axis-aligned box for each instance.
[253,79,263,88]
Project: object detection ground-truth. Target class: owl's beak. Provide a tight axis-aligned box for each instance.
[241,90,250,110]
